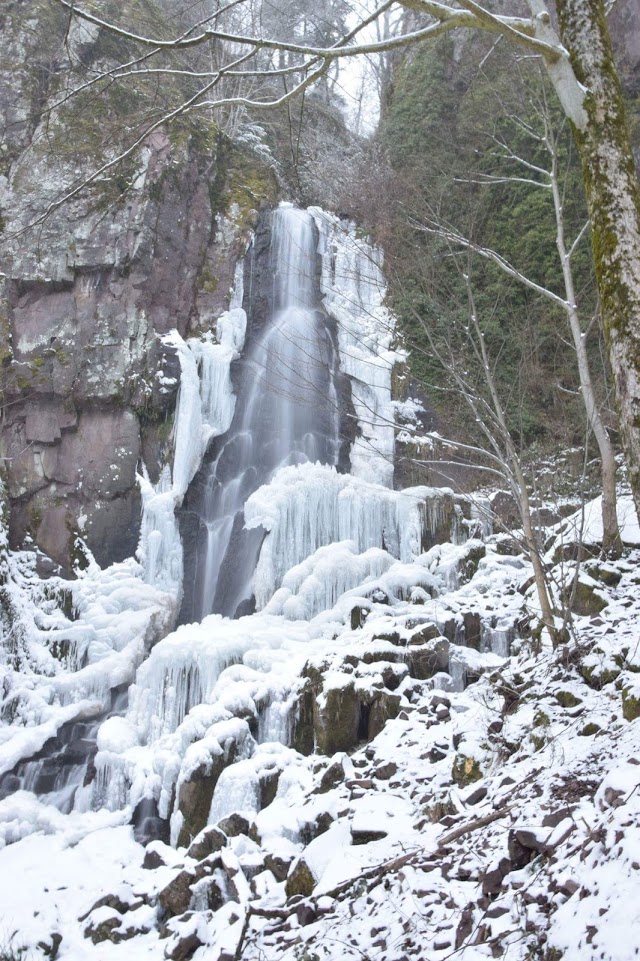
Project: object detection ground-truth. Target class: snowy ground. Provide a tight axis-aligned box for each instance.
[0,492,639,961]
[1,208,639,960]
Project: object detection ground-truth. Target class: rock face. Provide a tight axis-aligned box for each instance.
[0,5,277,572]
[177,748,238,849]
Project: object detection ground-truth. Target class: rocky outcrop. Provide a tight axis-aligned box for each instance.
[0,5,277,573]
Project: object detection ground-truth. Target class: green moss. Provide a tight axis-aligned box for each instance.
[580,662,620,689]
[197,264,219,295]
[622,687,640,722]
[0,307,12,365]
[156,413,175,446]
[584,561,622,587]
[52,346,70,367]
[451,753,482,787]
[579,722,601,736]
[27,505,43,536]
[530,733,546,751]
[314,683,359,755]
[207,138,278,234]
[555,691,583,708]
[533,710,550,728]
[285,859,316,899]
[290,682,315,756]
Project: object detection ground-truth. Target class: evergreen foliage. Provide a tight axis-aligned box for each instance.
[358,37,613,456]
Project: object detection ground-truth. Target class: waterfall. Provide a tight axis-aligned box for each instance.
[0,202,508,859]
[180,206,342,622]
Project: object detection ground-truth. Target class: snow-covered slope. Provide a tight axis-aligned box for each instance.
[1,208,640,961]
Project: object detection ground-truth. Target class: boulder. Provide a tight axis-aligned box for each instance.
[290,681,315,755]
[352,825,388,845]
[405,638,449,680]
[259,767,280,809]
[555,690,583,708]
[285,858,316,899]
[452,754,483,787]
[314,682,360,755]
[565,580,609,616]
[265,853,294,882]
[176,751,233,848]
[374,761,398,781]
[622,685,640,722]
[366,691,402,739]
[164,931,204,961]
[158,856,229,919]
[481,857,512,896]
[159,871,199,919]
[143,847,168,870]
[350,605,369,630]
[462,612,482,651]
[84,916,123,945]
[318,757,348,793]
[187,827,227,862]
[457,541,486,586]
[218,812,254,839]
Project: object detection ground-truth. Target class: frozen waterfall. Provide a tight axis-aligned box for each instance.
[0,202,514,857]
[180,206,343,622]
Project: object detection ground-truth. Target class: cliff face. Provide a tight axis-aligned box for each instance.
[0,4,277,573]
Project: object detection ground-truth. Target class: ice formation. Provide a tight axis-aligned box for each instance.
[245,462,458,609]
[311,207,403,487]
[138,263,247,592]
[182,206,342,621]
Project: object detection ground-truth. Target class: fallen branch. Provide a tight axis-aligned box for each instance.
[438,805,514,848]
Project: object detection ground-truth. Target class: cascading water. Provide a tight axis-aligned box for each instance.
[0,202,503,844]
[180,206,343,622]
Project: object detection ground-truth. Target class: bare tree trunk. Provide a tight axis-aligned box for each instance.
[549,141,623,557]
[464,282,559,643]
[556,0,640,525]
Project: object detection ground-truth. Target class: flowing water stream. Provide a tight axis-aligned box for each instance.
[1,205,502,833]
[182,206,342,621]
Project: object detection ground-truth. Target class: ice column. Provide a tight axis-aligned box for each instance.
[311,208,404,488]
[138,264,247,593]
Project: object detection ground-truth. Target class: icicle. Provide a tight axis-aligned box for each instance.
[138,261,248,593]
[245,463,456,609]
[127,625,251,742]
[310,208,404,487]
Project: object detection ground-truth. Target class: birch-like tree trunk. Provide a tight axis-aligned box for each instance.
[555,0,640,524]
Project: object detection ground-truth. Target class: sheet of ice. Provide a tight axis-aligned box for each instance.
[311,208,404,486]
[245,462,457,609]
[138,265,247,592]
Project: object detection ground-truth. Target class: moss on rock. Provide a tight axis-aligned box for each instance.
[285,858,316,899]
[555,691,583,708]
[452,753,482,787]
[314,682,360,756]
[622,686,640,722]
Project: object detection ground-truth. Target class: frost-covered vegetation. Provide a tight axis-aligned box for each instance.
[1,205,640,961]
[1,2,640,958]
